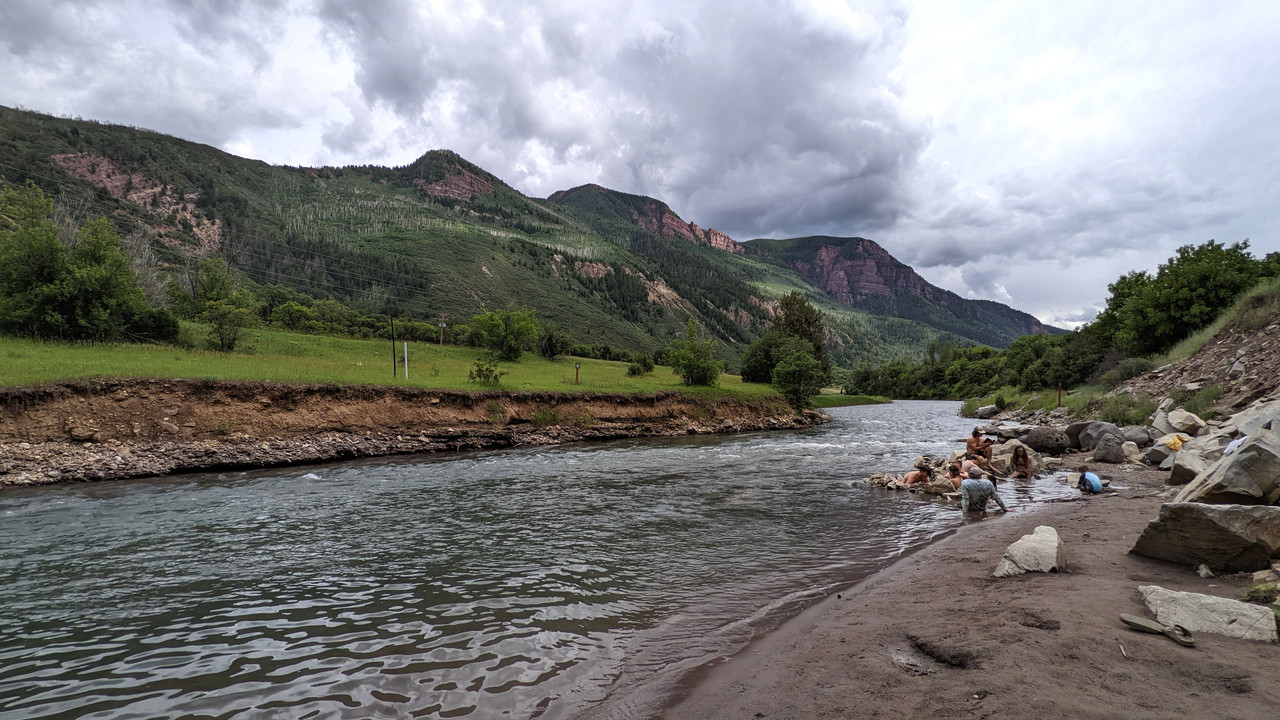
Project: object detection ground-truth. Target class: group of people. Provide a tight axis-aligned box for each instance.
[898,427,1107,513]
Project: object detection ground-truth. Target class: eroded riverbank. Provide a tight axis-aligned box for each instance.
[0,378,820,486]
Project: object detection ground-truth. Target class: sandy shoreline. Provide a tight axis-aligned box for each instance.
[650,467,1280,719]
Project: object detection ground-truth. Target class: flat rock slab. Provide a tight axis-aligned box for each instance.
[994,525,1064,577]
[1174,428,1280,505]
[1130,503,1280,573]
[1139,585,1278,642]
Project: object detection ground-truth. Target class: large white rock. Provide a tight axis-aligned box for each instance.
[1231,397,1280,437]
[1173,428,1280,505]
[993,526,1065,577]
[1139,585,1278,642]
[1167,408,1208,436]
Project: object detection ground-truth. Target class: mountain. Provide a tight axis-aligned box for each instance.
[0,105,1055,368]
[743,236,1056,347]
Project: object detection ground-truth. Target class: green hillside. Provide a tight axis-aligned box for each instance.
[0,105,1048,368]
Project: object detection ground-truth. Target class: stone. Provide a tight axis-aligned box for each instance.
[1122,441,1142,463]
[1064,421,1091,450]
[1130,503,1280,572]
[1178,431,1235,464]
[1168,452,1211,486]
[1080,421,1124,451]
[1139,585,1278,642]
[1230,397,1280,437]
[1092,434,1127,464]
[1148,409,1177,437]
[158,420,181,434]
[1173,429,1280,505]
[1252,568,1279,584]
[1145,433,1189,465]
[1158,397,1175,412]
[1167,408,1208,436]
[1159,453,1176,470]
[993,526,1065,577]
[1021,426,1070,455]
[975,404,999,419]
[1122,425,1153,447]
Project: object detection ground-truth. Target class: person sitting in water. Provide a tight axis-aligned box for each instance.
[960,454,998,480]
[945,463,963,489]
[902,468,931,486]
[1077,466,1104,494]
[1010,445,1034,479]
[960,468,1010,513]
[966,428,994,462]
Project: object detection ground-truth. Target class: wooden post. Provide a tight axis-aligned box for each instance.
[390,316,397,378]
[575,362,581,385]
[403,341,408,380]
[438,315,445,346]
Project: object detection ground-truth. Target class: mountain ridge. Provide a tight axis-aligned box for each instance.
[0,104,1053,368]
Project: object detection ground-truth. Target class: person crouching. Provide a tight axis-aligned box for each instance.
[960,468,1010,513]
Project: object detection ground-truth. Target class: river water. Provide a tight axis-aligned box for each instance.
[0,401,1078,719]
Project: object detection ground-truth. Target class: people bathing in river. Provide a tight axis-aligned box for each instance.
[966,428,993,462]
[959,468,1010,513]
[946,463,963,489]
[1010,445,1034,479]
[1077,466,1104,494]
[902,469,931,487]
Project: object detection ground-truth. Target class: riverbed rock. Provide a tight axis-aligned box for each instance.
[1169,452,1211,486]
[993,526,1065,577]
[1080,422,1124,452]
[1130,502,1280,572]
[1122,441,1142,463]
[1231,397,1280,437]
[1092,434,1127,464]
[1021,426,1070,455]
[1122,425,1153,447]
[975,404,999,419]
[1146,433,1191,466]
[1167,409,1208,436]
[1179,431,1235,465]
[1064,421,1092,450]
[1173,429,1280,505]
[1149,409,1178,437]
[1138,585,1278,642]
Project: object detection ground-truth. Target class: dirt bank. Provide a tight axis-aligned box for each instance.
[660,467,1280,719]
[0,378,820,486]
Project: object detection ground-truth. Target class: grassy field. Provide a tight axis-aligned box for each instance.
[810,393,891,408]
[0,325,784,401]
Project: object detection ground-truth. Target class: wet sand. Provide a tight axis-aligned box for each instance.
[662,468,1280,719]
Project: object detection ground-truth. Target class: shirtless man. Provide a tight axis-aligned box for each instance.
[966,428,993,462]
[902,469,931,486]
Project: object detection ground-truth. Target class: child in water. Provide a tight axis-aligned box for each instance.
[1076,466,1104,493]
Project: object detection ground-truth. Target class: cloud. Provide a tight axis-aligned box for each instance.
[2,0,1279,327]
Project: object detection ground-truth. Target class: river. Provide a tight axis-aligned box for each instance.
[0,401,1077,719]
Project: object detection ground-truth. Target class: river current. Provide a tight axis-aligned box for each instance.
[0,401,1077,719]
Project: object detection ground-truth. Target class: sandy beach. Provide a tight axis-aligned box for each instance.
[663,467,1280,719]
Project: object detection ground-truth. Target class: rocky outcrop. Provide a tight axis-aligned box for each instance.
[1130,503,1280,572]
[993,526,1065,577]
[1022,426,1070,455]
[1173,429,1280,505]
[1139,585,1278,642]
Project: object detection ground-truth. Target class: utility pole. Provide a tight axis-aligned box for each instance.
[390,315,397,378]
[438,314,446,346]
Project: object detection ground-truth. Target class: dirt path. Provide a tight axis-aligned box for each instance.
[0,378,816,486]
[659,468,1280,719]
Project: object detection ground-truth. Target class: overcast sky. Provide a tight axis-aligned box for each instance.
[2,0,1277,327]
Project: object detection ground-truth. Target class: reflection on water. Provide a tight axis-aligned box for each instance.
[0,401,1079,719]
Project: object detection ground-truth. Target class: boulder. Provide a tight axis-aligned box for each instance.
[1092,434,1127,464]
[1168,452,1211,486]
[1064,421,1092,450]
[993,526,1065,577]
[1167,408,1208,436]
[1130,502,1280,572]
[1148,409,1178,437]
[1122,425,1153,447]
[1145,433,1189,465]
[989,423,1034,440]
[1139,585,1277,642]
[1178,431,1235,464]
[1021,426,1070,455]
[1080,421,1124,451]
[1231,397,1280,437]
[975,404,1000,419]
[1159,453,1176,470]
[1122,441,1142,463]
[1173,429,1280,505]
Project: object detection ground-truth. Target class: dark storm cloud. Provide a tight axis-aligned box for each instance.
[317,0,926,239]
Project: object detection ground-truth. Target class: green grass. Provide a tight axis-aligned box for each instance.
[1157,276,1280,365]
[810,394,891,408]
[0,327,781,402]
[962,384,1105,418]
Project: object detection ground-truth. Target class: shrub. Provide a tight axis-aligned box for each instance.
[665,320,723,387]
[1087,394,1158,426]
[532,408,561,427]
[1170,385,1226,420]
[537,325,573,360]
[1097,357,1155,390]
[1243,582,1279,605]
[468,357,507,388]
[772,350,825,409]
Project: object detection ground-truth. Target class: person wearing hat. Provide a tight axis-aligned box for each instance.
[966,427,994,462]
[960,467,1010,512]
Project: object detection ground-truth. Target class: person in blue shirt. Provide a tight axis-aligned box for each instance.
[1077,466,1104,493]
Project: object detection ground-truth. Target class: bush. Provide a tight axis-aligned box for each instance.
[1170,385,1226,420]
[538,325,573,360]
[772,350,825,409]
[1096,357,1155,390]
[1087,394,1158,426]
[467,357,507,388]
[626,352,656,376]
[666,319,723,387]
